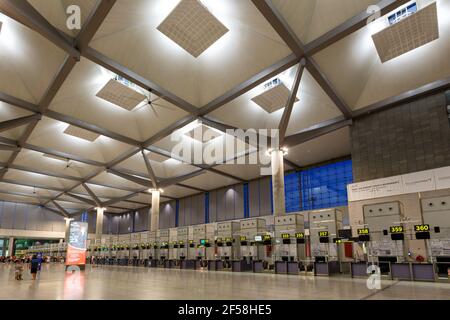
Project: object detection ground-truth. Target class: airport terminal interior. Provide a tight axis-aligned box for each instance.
[0,0,449,301]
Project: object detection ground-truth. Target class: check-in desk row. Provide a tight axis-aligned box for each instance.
[350,261,448,282]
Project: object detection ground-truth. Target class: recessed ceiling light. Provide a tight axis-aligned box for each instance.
[251,78,299,113]
[63,125,100,142]
[372,2,439,63]
[96,75,147,111]
[157,0,229,58]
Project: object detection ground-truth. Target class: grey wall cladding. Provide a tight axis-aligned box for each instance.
[352,92,450,182]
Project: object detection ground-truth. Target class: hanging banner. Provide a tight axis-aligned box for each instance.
[347,166,450,202]
[66,221,88,266]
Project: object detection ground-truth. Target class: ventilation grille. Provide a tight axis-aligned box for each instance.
[157,0,229,58]
[63,125,100,142]
[372,2,439,63]
[251,82,299,113]
[185,124,222,143]
[96,79,146,111]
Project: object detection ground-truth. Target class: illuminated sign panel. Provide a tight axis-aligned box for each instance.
[390,226,404,234]
[295,233,305,239]
[414,224,430,232]
[318,231,329,237]
[281,233,290,239]
[66,221,88,267]
[358,228,370,235]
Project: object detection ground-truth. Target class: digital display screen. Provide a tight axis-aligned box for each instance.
[179,241,184,245]
[390,226,404,234]
[66,221,88,266]
[414,224,430,232]
[200,239,207,245]
[318,231,329,237]
[295,233,305,239]
[189,240,193,244]
[240,236,247,241]
[281,233,290,239]
[216,238,222,243]
[263,235,271,241]
[358,228,370,235]
[254,236,263,242]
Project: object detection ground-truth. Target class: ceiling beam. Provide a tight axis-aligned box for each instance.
[22,142,106,167]
[82,183,103,207]
[251,0,305,56]
[251,0,353,119]
[198,53,299,115]
[279,60,305,146]
[142,115,197,147]
[51,200,70,218]
[0,114,41,133]
[284,117,353,148]
[65,192,97,207]
[102,192,139,207]
[305,0,410,55]
[141,150,158,189]
[83,48,199,115]
[43,205,69,218]
[0,162,84,182]
[75,0,116,53]
[0,91,40,113]
[353,76,450,118]
[159,169,206,189]
[46,110,142,147]
[0,0,80,59]
[0,144,19,152]
[106,168,153,188]
[305,58,353,119]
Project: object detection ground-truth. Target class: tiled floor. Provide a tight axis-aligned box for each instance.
[0,264,449,300]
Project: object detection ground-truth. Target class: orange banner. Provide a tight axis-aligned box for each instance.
[66,245,86,266]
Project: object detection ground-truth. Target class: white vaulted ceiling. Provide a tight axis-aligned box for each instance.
[0,0,447,215]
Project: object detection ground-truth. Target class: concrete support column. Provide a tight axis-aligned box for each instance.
[271,149,286,216]
[150,191,160,232]
[95,207,105,240]
[7,237,14,257]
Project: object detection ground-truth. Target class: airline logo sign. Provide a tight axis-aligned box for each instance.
[66,221,88,266]
[347,166,450,202]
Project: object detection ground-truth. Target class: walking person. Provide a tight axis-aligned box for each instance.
[29,254,40,280]
[14,260,24,280]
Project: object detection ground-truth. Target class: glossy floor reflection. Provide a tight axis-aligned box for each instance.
[0,264,449,300]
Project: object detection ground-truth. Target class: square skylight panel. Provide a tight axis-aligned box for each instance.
[63,125,100,142]
[96,78,147,111]
[185,124,222,143]
[251,79,299,113]
[372,2,439,63]
[157,0,229,58]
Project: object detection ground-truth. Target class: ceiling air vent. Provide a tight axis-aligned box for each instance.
[63,125,100,142]
[251,78,299,114]
[157,0,229,58]
[372,2,439,63]
[96,75,147,111]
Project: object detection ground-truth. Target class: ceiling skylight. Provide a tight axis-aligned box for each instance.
[251,78,299,113]
[157,0,229,58]
[63,125,100,142]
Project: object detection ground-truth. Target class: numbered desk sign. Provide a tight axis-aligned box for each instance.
[295,232,305,239]
[390,226,404,234]
[414,224,430,232]
[357,228,370,235]
[281,233,290,239]
[318,231,329,237]
[240,236,247,241]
